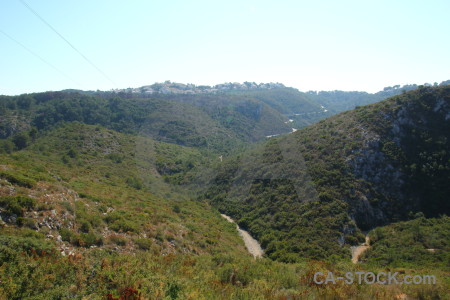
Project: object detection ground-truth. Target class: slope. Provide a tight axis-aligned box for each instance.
[1,94,449,299]
[204,85,450,262]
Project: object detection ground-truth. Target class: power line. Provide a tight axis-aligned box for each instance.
[0,29,82,88]
[19,0,117,87]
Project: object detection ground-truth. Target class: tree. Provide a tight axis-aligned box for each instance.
[12,132,29,150]
[0,140,14,154]
[28,127,38,140]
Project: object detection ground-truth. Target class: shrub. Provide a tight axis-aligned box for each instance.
[0,171,36,188]
[217,263,235,284]
[0,235,54,256]
[0,140,14,154]
[16,217,36,228]
[59,228,76,243]
[106,153,123,163]
[135,238,152,250]
[75,232,103,247]
[212,253,234,266]
[110,220,139,233]
[67,148,77,158]
[126,176,143,190]
[172,204,181,213]
[0,195,36,217]
[79,219,91,233]
[109,235,128,246]
[12,132,29,150]
[16,195,36,209]
[165,282,181,299]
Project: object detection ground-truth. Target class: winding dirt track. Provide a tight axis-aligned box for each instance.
[351,235,370,264]
[221,214,264,258]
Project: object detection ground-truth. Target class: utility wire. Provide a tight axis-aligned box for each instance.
[19,0,117,87]
[0,29,82,88]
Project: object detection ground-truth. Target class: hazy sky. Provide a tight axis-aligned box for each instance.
[1,0,449,95]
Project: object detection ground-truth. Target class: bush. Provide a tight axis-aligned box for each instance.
[75,232,103,247]
[12,132,29,150]
[79,219,91,233]
[16,217,36,228]
[0,140,14,154]
[59,228,76,243]
[110,220,139,233]
[165,282,181,299]
[109,235,128,246]
[106,153,123,163]
[0,171,36,188]
[67,148,77,158]
[126,176,143,190]
[212,253,234,266]
[217,264,235,284]
[0,195,36,217]
[134,238,152,250]
[0,235,54,256]
[16,195,36,209]
[172,205,181,213]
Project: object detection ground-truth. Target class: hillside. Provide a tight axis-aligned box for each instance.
[0,89,308,153]
[205,85,450,262]
[0,92,246,153]
[0,86,449,298]
[0,123,246,254]
[362,215,450,269]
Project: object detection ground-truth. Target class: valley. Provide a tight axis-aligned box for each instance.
[0,82,449,299]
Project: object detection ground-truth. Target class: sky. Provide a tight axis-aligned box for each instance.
[1,0,449,95]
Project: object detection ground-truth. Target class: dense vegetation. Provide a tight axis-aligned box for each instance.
[0,92,246,153]
[0,83,449,298]
[204,85,450,263]
[363,215,450,269]
[203,139,363,262]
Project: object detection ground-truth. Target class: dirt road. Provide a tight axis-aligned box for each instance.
[351,235,370,264]
[221,214,264,258]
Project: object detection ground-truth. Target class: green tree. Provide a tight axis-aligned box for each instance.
[12,132,29,150]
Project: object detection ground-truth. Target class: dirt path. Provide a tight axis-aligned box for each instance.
[351,235,370,264]
[221,214,264,258]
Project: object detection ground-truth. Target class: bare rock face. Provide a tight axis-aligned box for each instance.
[346,86,450,228]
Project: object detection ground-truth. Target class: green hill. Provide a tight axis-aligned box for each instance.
[205,85,450,261]
[0,92,248,153]
[0,85,448,299]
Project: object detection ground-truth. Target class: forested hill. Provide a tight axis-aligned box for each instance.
[299,85,450,226]
[3,81,449,152]
[205,85,450,262]
[75,80,450,129]
[0,83,449,298]
[0,91,296,153]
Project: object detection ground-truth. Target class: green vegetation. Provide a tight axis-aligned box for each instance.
[0,195,36,217]
[204,140,363,262]
[204,86,450,262]
[2,226,448,299]
[363,216,450,270]
[0,171,36,188]
[0,90,293,153]
[0,85,448,298]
